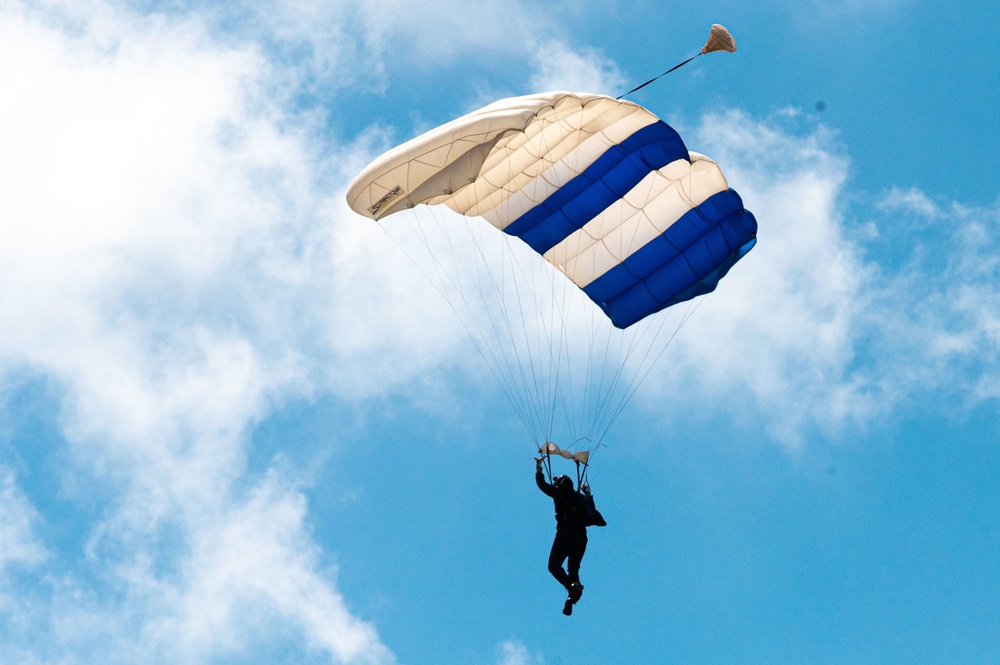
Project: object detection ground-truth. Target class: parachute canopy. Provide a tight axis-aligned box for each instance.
[347,91,756,329]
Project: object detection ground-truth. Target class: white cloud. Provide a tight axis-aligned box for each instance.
[877,186,944,219]
[321,192,474,402]
[496,640,543,665]
[869,200,1000,405]
[623,110,875,443]
[528,40,625,94]
[0,10,637,656]
[350,0,548,66]
[90,0,560,96]
[0,468,46,574]
[145,471,392,663]
[630,111,1000,444]
[0,1,394,662]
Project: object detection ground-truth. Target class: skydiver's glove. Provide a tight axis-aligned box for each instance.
[582,483,591,496]
[534,457,543,471]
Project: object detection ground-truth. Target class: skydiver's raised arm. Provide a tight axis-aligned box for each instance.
[535,458,555,496]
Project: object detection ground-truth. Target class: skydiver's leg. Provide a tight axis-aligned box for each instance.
[566,532,588,586]
[547,533,572,588]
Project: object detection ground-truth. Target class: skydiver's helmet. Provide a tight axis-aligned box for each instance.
[554,475,573,491]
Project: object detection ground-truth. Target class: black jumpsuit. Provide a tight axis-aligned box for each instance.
[536,471,606,589]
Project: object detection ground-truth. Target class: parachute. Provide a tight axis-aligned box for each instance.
[347,90,756,453]
[347,92,756,329]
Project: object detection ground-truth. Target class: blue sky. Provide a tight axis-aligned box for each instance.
[1,1,999,663]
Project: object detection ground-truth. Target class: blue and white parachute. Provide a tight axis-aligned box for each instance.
[347,91,757,329]
[347,90,757,451]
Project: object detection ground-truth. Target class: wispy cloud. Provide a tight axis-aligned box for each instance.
[0,468,46,574]
[528,40,625,94]
[870,197,1000,405]
[144,470,391,663]
[877,186,945,219]
[634,110,999,444]
[496,640,543,665]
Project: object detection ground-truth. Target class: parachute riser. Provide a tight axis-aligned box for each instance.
[575,460,590,492]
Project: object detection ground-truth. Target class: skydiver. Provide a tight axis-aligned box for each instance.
[535,457,607,616]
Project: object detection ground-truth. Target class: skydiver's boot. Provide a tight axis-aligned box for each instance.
[562,594,574,616]
[568,582,584,604]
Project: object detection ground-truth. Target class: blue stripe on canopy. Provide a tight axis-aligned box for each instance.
[583,189,757,328]
[503,121,688,254]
